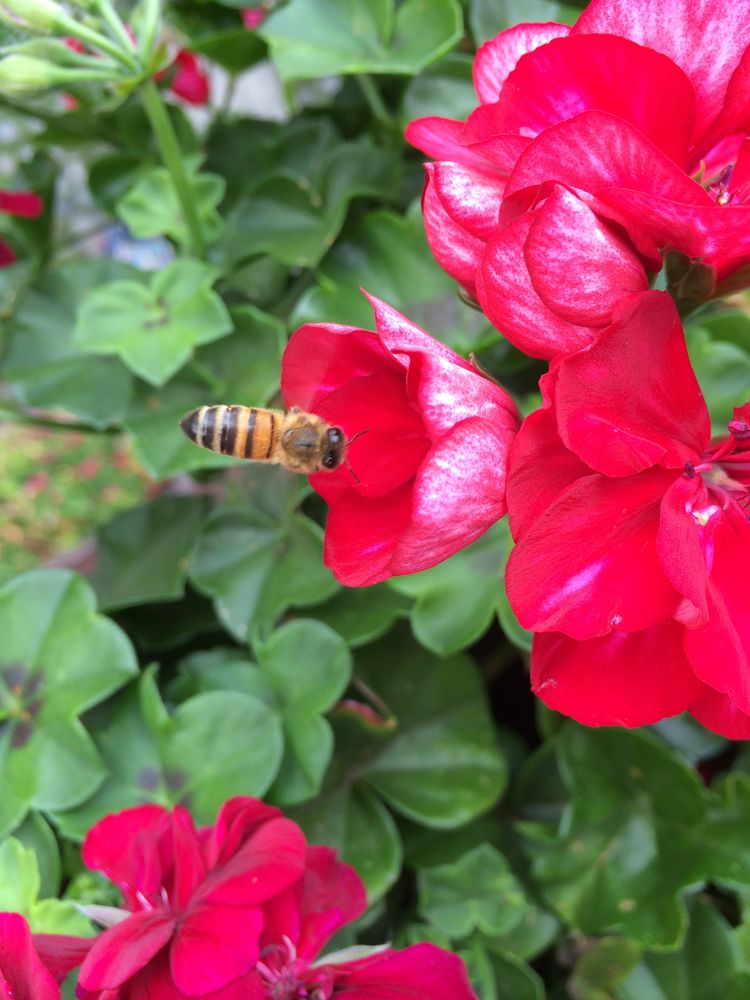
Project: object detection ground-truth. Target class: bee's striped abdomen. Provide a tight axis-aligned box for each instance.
[180,405,281,461]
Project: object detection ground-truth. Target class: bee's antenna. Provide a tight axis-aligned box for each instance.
[343,428,369,484]
[347,428,370,446]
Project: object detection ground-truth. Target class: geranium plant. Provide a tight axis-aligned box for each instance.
[1,0,750,997]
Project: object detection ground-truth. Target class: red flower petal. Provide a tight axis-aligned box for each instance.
[262,846,366,961]
[404,116,500,173]
[205,797,283,868]
[574,0,750,143]
[524,185,648,326]
[506,467,679,639]
[477,214,595,359]
[169,50,210,105]
[331,942,477,999]
[504,110,711,207]
[697,47,750,157]
[82,804,173,908]
[531,623,703,727]
[495,34,695,166]
[0,914,61,1000]
[171,805,207,910]
[553,292,709,476]
[33,933,91,983]
[170,903,263,995]
[198,817,306,907]
[473,22,570,104]
[78,911,175,991]
[323,483,413,587]
[421,168,485,293]
[0,189,43,218]
[689,685,750,740]
[657,475,711,622]
[0,240,16,267]
[684,506,750,714]
[506,380,590,541]
[428,161,503,239]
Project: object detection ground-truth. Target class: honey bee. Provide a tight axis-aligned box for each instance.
[179,405,349,474]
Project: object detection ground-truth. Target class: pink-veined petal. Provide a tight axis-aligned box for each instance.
[473,22,570,103]
[421,168,485,293]
[573,0,750,142]
[524,185,647,326]
[496,34,695,165]
[428,161,503,239]
[404,117,502,173]
[477,214,595,359]
[530,623,702,726]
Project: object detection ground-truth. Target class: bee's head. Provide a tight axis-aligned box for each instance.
[321,426,345,470]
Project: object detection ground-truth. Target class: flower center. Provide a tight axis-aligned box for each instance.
[256,938,333,1000]
[683,411,750,516]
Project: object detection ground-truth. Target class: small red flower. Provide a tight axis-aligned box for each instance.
[505,291,750,738]
[241,8,267,29]
[281,293,519,586]
[0,187,43,267]
[164,49,210,105]
[76,798,307,999]
[406,0,750,358]
[0,912,88,1000]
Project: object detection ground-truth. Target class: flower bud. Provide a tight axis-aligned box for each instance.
[0,0,65,31]
[0,55,60,94]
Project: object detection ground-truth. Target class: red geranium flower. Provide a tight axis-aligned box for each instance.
[281,293,519,586]
[76,798,307,999]
[505,291,750,738]
[0,188,43,267]
[0,912,88,999]
[406,0,750,358]
[157,49,210,105]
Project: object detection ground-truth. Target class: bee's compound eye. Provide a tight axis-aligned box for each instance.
[322,453,337,469]
[328,427,344,445]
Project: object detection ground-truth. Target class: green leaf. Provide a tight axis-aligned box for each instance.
[0,570,138,834]
[1,259,134,428]
[569,937,642,1000]
[291,203,494,354]
[418,843,530,938]
[616,897,750,1000]
[401,53,476,125]
[260,0,463,79]
[464,942,546,1000]
[254,621,352,804]
[470,0,579,45]
[314,584,411,647]
[0,837,91,934]
[116,161,225,246]
[290,782,403,900]
[123,304,284,478]
[90,496,208,611]
[686,320,750,432]
[289,629,506,897]
[390,523,506,655]
[53,671,283,838]
[518,725,708,948]
[13,811,60,899]
[73,260,233,386]
[189,487,340,641]
[224,137,401,268]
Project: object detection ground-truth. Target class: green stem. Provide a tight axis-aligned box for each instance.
[140,80,207,257]
[57,13,140,71]
[94,0,137,56]
[356,74,398,132]
[138,0,161,62]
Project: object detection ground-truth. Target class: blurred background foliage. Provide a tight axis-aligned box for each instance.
[1,1,750,998]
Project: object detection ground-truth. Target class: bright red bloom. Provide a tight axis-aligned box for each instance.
[0,188,43,268]
[505,291,750,738]
[76,798,308,999]
[159,50,210,105]
[281,293,519,586]
[406,0,750,358]
[241,8,267,29]
[0,912,88,999]
[232,844,478,1000]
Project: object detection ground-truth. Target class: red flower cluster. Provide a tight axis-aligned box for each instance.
[44,797,478,1000]
[505,292,750,738]
[0,188,43,266]
[406,0,750,358]
[158,50,210,105]
[282,294,519,585]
